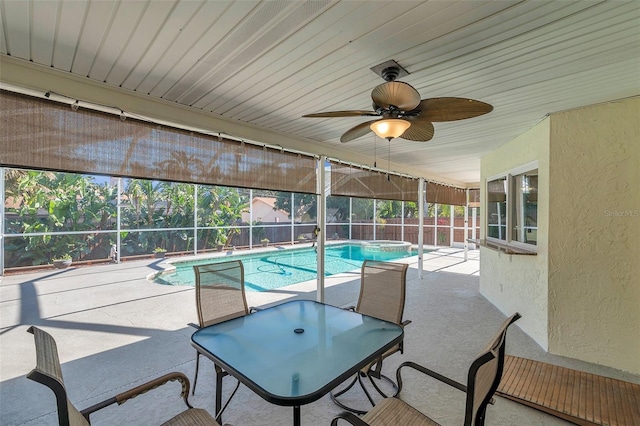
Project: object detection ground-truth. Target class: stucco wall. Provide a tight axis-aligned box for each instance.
[480,119,550,349]
[548,97,640,374]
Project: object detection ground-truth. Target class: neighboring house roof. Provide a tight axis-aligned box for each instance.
[4,196,21,210]
[241,197,289,223]
[253,197,277,208]
[4,196,48,217]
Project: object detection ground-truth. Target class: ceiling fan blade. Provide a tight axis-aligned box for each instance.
[302,110,378,118]
[414,97,493,122]
[371,82,420,111]
[340,120,378,143]
[400,119,434,142]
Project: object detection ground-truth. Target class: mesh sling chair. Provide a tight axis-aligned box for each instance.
[331,260,411,414]
[330,312,522,426]
[26,326,220,426]
[190,260,258,422]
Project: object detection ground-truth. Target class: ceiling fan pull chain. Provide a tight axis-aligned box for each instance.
[387,139,391,181]
[374,133,377,168]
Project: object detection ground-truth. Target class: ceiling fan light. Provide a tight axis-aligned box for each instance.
[370,119,410,140]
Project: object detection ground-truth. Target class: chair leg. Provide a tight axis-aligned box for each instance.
[476,405,488,426]
[366,361,399,397]
[331,374,359,398]
[358,373,376,407]
[367,372,399,398]
[330,373,377,415]
[192,351,201,395]
[330,369,399,415]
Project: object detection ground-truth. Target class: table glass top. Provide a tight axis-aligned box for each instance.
[191,300,403,403]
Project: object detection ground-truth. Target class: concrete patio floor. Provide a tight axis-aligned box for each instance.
[1,247,638,425]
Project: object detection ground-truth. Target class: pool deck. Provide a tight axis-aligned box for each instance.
[1,247,638,425]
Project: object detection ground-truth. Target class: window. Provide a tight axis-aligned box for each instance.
[510,171,538,245]
[487,176,507,241]
[486,162,538,251]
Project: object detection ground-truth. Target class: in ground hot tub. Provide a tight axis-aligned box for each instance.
[360,240,412,253]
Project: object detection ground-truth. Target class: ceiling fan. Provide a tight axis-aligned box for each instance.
[302,61,493,143]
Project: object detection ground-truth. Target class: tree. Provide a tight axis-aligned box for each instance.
[4,171,117,265]
[197,185,249,248]
[352,198,374,221]
[377,200,403,219]
[158,181,195,251]
[326,196,350,222]
[273,192,316,222]
[124,178,164,227]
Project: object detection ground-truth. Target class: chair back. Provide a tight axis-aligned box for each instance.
[464,312,522,426]
[194,260,249,328]
[356,260,408,325]
[26,326,90,426]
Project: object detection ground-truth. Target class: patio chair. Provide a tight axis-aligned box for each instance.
[190,260,258,420]
[330,312,522,426]
[26,326,220,426]
[331,260,411,414]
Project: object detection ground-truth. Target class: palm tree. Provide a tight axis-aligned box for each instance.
[124,179,164,227]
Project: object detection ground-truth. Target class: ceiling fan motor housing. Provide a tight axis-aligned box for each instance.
[381,66,400,81]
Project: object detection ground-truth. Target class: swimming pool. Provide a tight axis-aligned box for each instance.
[152,243,417,291]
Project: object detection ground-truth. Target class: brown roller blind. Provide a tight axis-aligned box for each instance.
[0,90,316,193]
[330,162,418,201]
[468,188,480,208]
[425,181,467,206]
[487,177,507,202]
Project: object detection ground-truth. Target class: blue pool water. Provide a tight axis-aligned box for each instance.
[153,243,417,291]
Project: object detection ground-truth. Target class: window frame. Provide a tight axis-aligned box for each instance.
[486,161,538,252]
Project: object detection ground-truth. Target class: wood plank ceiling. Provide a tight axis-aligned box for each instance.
[1,0,639,184]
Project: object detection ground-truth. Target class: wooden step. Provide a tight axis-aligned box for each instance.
[497,356,640,426]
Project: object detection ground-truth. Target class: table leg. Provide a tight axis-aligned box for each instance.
[293,406,300,426]
[215,365,223,423]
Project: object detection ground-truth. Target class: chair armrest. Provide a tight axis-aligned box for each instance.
[330,411,370,426]
[396,361,467,394]
[396,361,497,404]
[80,372,192,420]
[115,372,191,405]
[401,319,412,327]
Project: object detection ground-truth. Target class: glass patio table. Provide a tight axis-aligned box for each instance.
[191,299,404,425]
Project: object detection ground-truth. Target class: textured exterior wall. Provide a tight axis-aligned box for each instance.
[548,97,640,374]
[480,119,550,349]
